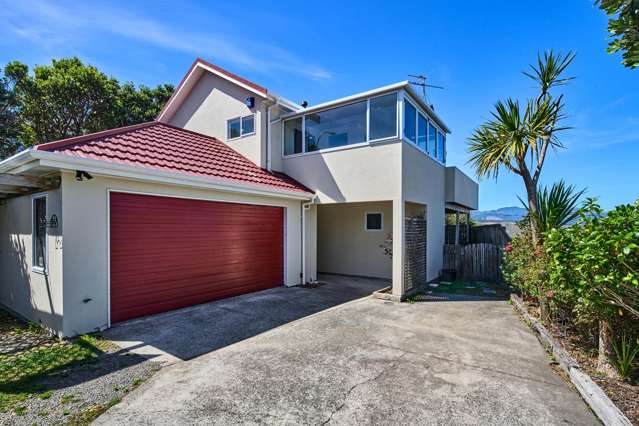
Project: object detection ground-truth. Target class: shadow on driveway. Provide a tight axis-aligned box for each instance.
[103,274,386,363]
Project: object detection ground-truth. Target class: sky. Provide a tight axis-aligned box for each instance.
[1,0,637,211]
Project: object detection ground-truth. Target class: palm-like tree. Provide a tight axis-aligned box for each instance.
[468,51,576,244]
[525,180,586,235]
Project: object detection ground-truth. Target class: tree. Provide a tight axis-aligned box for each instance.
[524,180,586,235]
[5,58,120,147]
[110,82,174,128]
[468,51,576,245]
[1,57,174,157]
[596,0,639,69]
[0,69,21,158]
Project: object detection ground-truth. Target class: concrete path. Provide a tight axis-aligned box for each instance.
[98,279,598,425]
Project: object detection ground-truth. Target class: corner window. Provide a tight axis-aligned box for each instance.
[369,93,397,140]
[305,100,366,152]
[417,113,427,151]
[365,212,383,231]
[428,122,437,157]
[227,114,255,140]
[437,131,446,163]
[284,117,303,155]
[32,196,47,270]
[403,101,416,144]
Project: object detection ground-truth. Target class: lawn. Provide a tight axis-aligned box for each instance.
[0,310,111,414]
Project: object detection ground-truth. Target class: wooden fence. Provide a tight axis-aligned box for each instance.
[443,243,502,282]
[470,224,511,247]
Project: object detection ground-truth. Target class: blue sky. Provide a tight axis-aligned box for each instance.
[1,0,637,210]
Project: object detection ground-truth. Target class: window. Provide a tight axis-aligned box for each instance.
[369,93,397,140]
[241,115,255,135]
[403,101,416,143]
[437,130,446,163]
[365,212,383,231]
[305,101,366,152]
[227,114,255,140]
[428,122,437,157]
[417,112,427,151]
[227,118,241,139]
[284,117,303,155]
[32,196,46,270]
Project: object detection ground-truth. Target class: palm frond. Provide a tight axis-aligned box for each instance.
[532,180,586,234]
[523,50,577,96]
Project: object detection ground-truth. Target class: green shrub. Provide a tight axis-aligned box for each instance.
[611,334,639,379]
[502,224,549,300]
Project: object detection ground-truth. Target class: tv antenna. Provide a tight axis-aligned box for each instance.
[408,74,444,103]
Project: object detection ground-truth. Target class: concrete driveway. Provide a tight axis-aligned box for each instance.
[98,275,598,425]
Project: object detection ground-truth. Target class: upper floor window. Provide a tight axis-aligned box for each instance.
[369,93,397,140]
[403,101,417,144]
[437,131,446,163]
[305,101,366,152]
[284,117,303,155]
[227,114,255,140]
[32,195,47,270]
[428,122,437,157]
[417,112,427,152]
[283,91,399,156]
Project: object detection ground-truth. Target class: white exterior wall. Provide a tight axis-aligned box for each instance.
[402,142,446,282]
[280,139,403,204]
[317,201,392,280]
[0,188,64,335]
[59,171,306,336]
[169,72,267,168]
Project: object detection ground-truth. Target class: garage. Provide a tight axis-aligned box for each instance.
[109,192,284,323]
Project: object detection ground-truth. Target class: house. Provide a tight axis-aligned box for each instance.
[0,58,478,337]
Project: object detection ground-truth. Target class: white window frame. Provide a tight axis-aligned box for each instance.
[364,211,383,232]
[31,193,48,273]
[227,114,256,141]
[282,91,399,158]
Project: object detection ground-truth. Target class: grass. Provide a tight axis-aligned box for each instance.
[65,396,122,426]
[0,313,111,413]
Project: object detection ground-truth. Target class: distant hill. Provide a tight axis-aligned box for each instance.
[471,206,527,223]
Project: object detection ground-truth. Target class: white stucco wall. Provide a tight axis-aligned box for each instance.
[317,201,392,280]
[445,167,479,210]
[169,72,266,168]
[402,142,446,282]
[59,171,306,336]
[0,188,64,335]
[280,139,403,204]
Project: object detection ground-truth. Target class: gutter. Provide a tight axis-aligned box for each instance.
[0,149,314,201]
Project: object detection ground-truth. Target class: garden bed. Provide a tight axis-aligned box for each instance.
[513,295,637,425]
[0,308,161,425]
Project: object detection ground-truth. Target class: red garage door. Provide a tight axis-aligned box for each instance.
[109,192,284,323]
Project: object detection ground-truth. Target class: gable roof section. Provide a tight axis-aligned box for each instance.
[157,58,268,123]
[36,122,311,194]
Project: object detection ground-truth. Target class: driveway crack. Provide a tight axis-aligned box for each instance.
[321,352,407,425]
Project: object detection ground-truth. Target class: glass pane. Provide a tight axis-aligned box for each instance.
[369,93,397,140]
[428,122,437,157]
[437,131,445,162]
[417,113,427,151]
[305,101,366,152]
[403,101,416,143]
[241,115,254,135]
[33,197,46,268]
[228,118,241,139]
[366,213,382,230]
[284,118,303,155]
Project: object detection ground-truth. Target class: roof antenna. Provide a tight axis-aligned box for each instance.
[408,74,443,107]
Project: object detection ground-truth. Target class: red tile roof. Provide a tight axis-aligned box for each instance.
[36,122,311,195]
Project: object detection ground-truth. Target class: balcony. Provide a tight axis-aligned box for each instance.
[445,167,478,210]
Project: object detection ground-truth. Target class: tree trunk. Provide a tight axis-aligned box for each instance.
[597,320,619,378]
[522,175,540,246]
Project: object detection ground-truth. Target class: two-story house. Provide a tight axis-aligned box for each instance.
[0,58,478,337]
